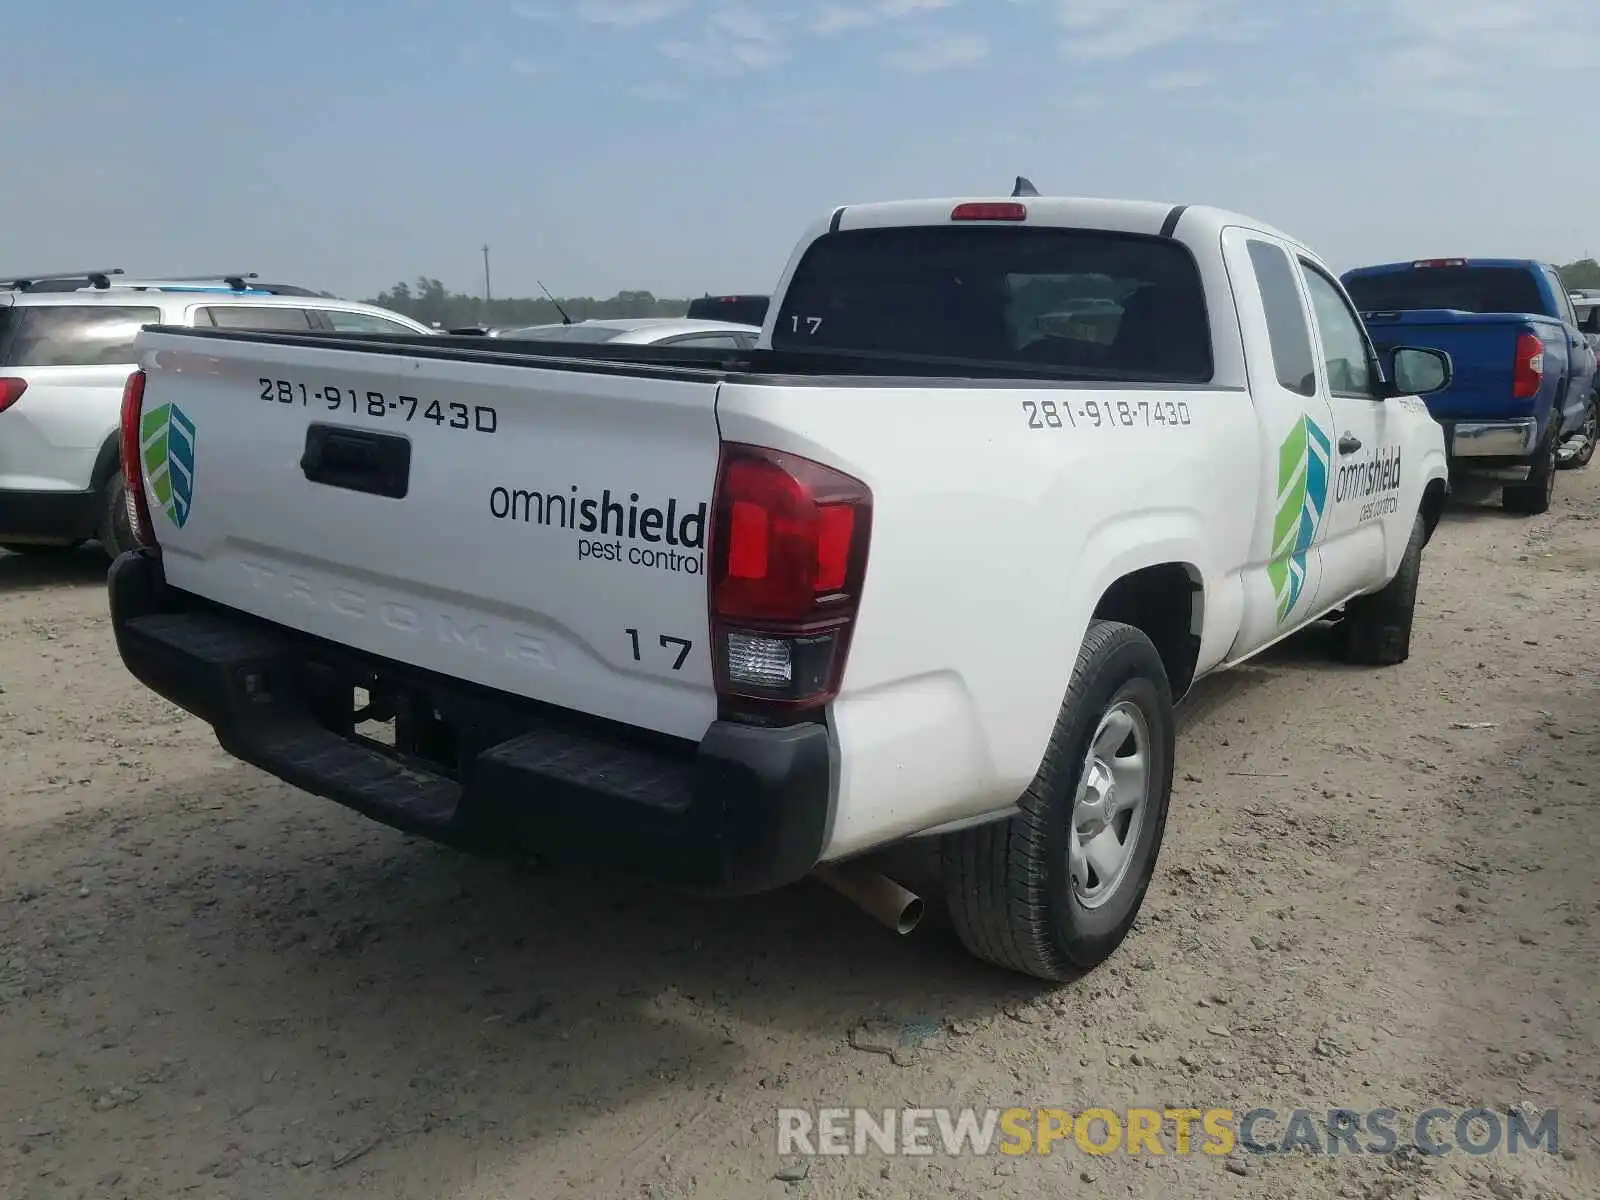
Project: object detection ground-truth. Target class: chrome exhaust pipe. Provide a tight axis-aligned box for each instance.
[816,863,924,935]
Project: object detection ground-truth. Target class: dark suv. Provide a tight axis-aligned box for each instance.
[686,294,769,327]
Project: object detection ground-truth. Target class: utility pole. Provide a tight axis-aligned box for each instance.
[481,244,492,303]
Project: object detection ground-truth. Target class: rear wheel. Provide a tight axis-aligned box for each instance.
[1502,431,1557,515]
[96,471,137,561]
[1556,398,1598,471]
[941,621,1175,981]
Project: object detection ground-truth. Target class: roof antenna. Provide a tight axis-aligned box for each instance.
[1011,175,1039,197]
[536,279,572,325]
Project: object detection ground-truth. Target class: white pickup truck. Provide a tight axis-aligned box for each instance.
[107,194,1453,982]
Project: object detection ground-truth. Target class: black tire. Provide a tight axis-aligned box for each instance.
[1337,510,1424,667]
[96,471,137,561]
[940,621,1175,982]
[1502,430,1557,515]
[1556,398,1598,471]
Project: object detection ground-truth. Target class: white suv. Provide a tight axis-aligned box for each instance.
[0,272,433,559]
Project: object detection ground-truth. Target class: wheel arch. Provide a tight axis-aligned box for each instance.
[90,429,123,491]
[1419,476,1447,546]
[1091,562,1205,701]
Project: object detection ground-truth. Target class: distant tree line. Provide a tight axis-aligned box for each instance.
[364,259,1600,328]
[1557,259,1600,289]
[364,278,692,327]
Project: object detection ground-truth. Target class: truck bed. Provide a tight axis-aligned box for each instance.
[126,322,1218,749]
[1357,308,1554,423]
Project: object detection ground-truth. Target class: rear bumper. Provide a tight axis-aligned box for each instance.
[1444,418,1538,459]
[0,487,100,544]
[107,549,835,895]
[1441,418,1540,482]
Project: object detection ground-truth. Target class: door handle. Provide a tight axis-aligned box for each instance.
[1338,433,1363,455]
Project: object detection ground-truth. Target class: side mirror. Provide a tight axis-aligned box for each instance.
[1580,308,1600,334]
[1380,345,1452,398]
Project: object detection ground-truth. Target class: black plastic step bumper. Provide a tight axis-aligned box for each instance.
[0,487,101,544]
[107,549,835,894]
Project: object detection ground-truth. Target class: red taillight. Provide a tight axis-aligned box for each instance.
[119,369,157,547]
[708,444,871,715]
[1412,258,1467,268]
[1511,333,1544,401]
[950,202,1026,221]
[0,377,26,415]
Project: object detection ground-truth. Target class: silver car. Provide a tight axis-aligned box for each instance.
[0,271,433,559]
[492,316,761,349]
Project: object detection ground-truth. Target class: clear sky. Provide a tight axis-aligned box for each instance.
[5,0,1596,301]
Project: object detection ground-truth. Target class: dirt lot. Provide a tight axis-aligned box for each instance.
[1,473,1596,1200]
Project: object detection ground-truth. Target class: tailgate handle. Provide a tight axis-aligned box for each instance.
[300,424,411,499]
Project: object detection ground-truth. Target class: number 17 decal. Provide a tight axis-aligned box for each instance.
[789,316,823,335]
[625,628,694,670]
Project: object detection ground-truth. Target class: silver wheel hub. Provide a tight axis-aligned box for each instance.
[1579,409,1598,452]
[1068,700,1151,910]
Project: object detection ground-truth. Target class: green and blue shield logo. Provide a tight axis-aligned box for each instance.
[1268,415,1331,623]
[139,402,197,528]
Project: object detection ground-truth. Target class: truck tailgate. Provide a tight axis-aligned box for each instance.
[1358,310,1533,422]
[134,331,722,741]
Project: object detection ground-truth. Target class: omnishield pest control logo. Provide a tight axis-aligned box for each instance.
[1268,415,1331,622]
[140,402,197,528]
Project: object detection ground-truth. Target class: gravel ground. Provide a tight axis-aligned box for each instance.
[1,470,1596,1200]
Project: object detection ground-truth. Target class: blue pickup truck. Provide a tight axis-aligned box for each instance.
[1341,258,1600,514]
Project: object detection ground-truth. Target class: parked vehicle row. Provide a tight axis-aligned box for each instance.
[1341,257,1600,507]
[0,271,431,558]
[490,316,761,349]
[1575,294,1600,357]
[105,191,1455,983]
[446,316,763,346]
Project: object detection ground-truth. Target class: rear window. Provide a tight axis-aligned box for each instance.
[0,304,161,367]
[195,305,314,330]
[770,226,1213,382]
[1342,267,1545,315]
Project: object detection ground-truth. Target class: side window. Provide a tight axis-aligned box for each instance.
[322,309,420,334]
[197,306,314,331]
[661,333,743,349]
[1,305,161,367]
[1547,272,1579,328]
[1245,239,1317,397]
[1298,263,1375,398]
